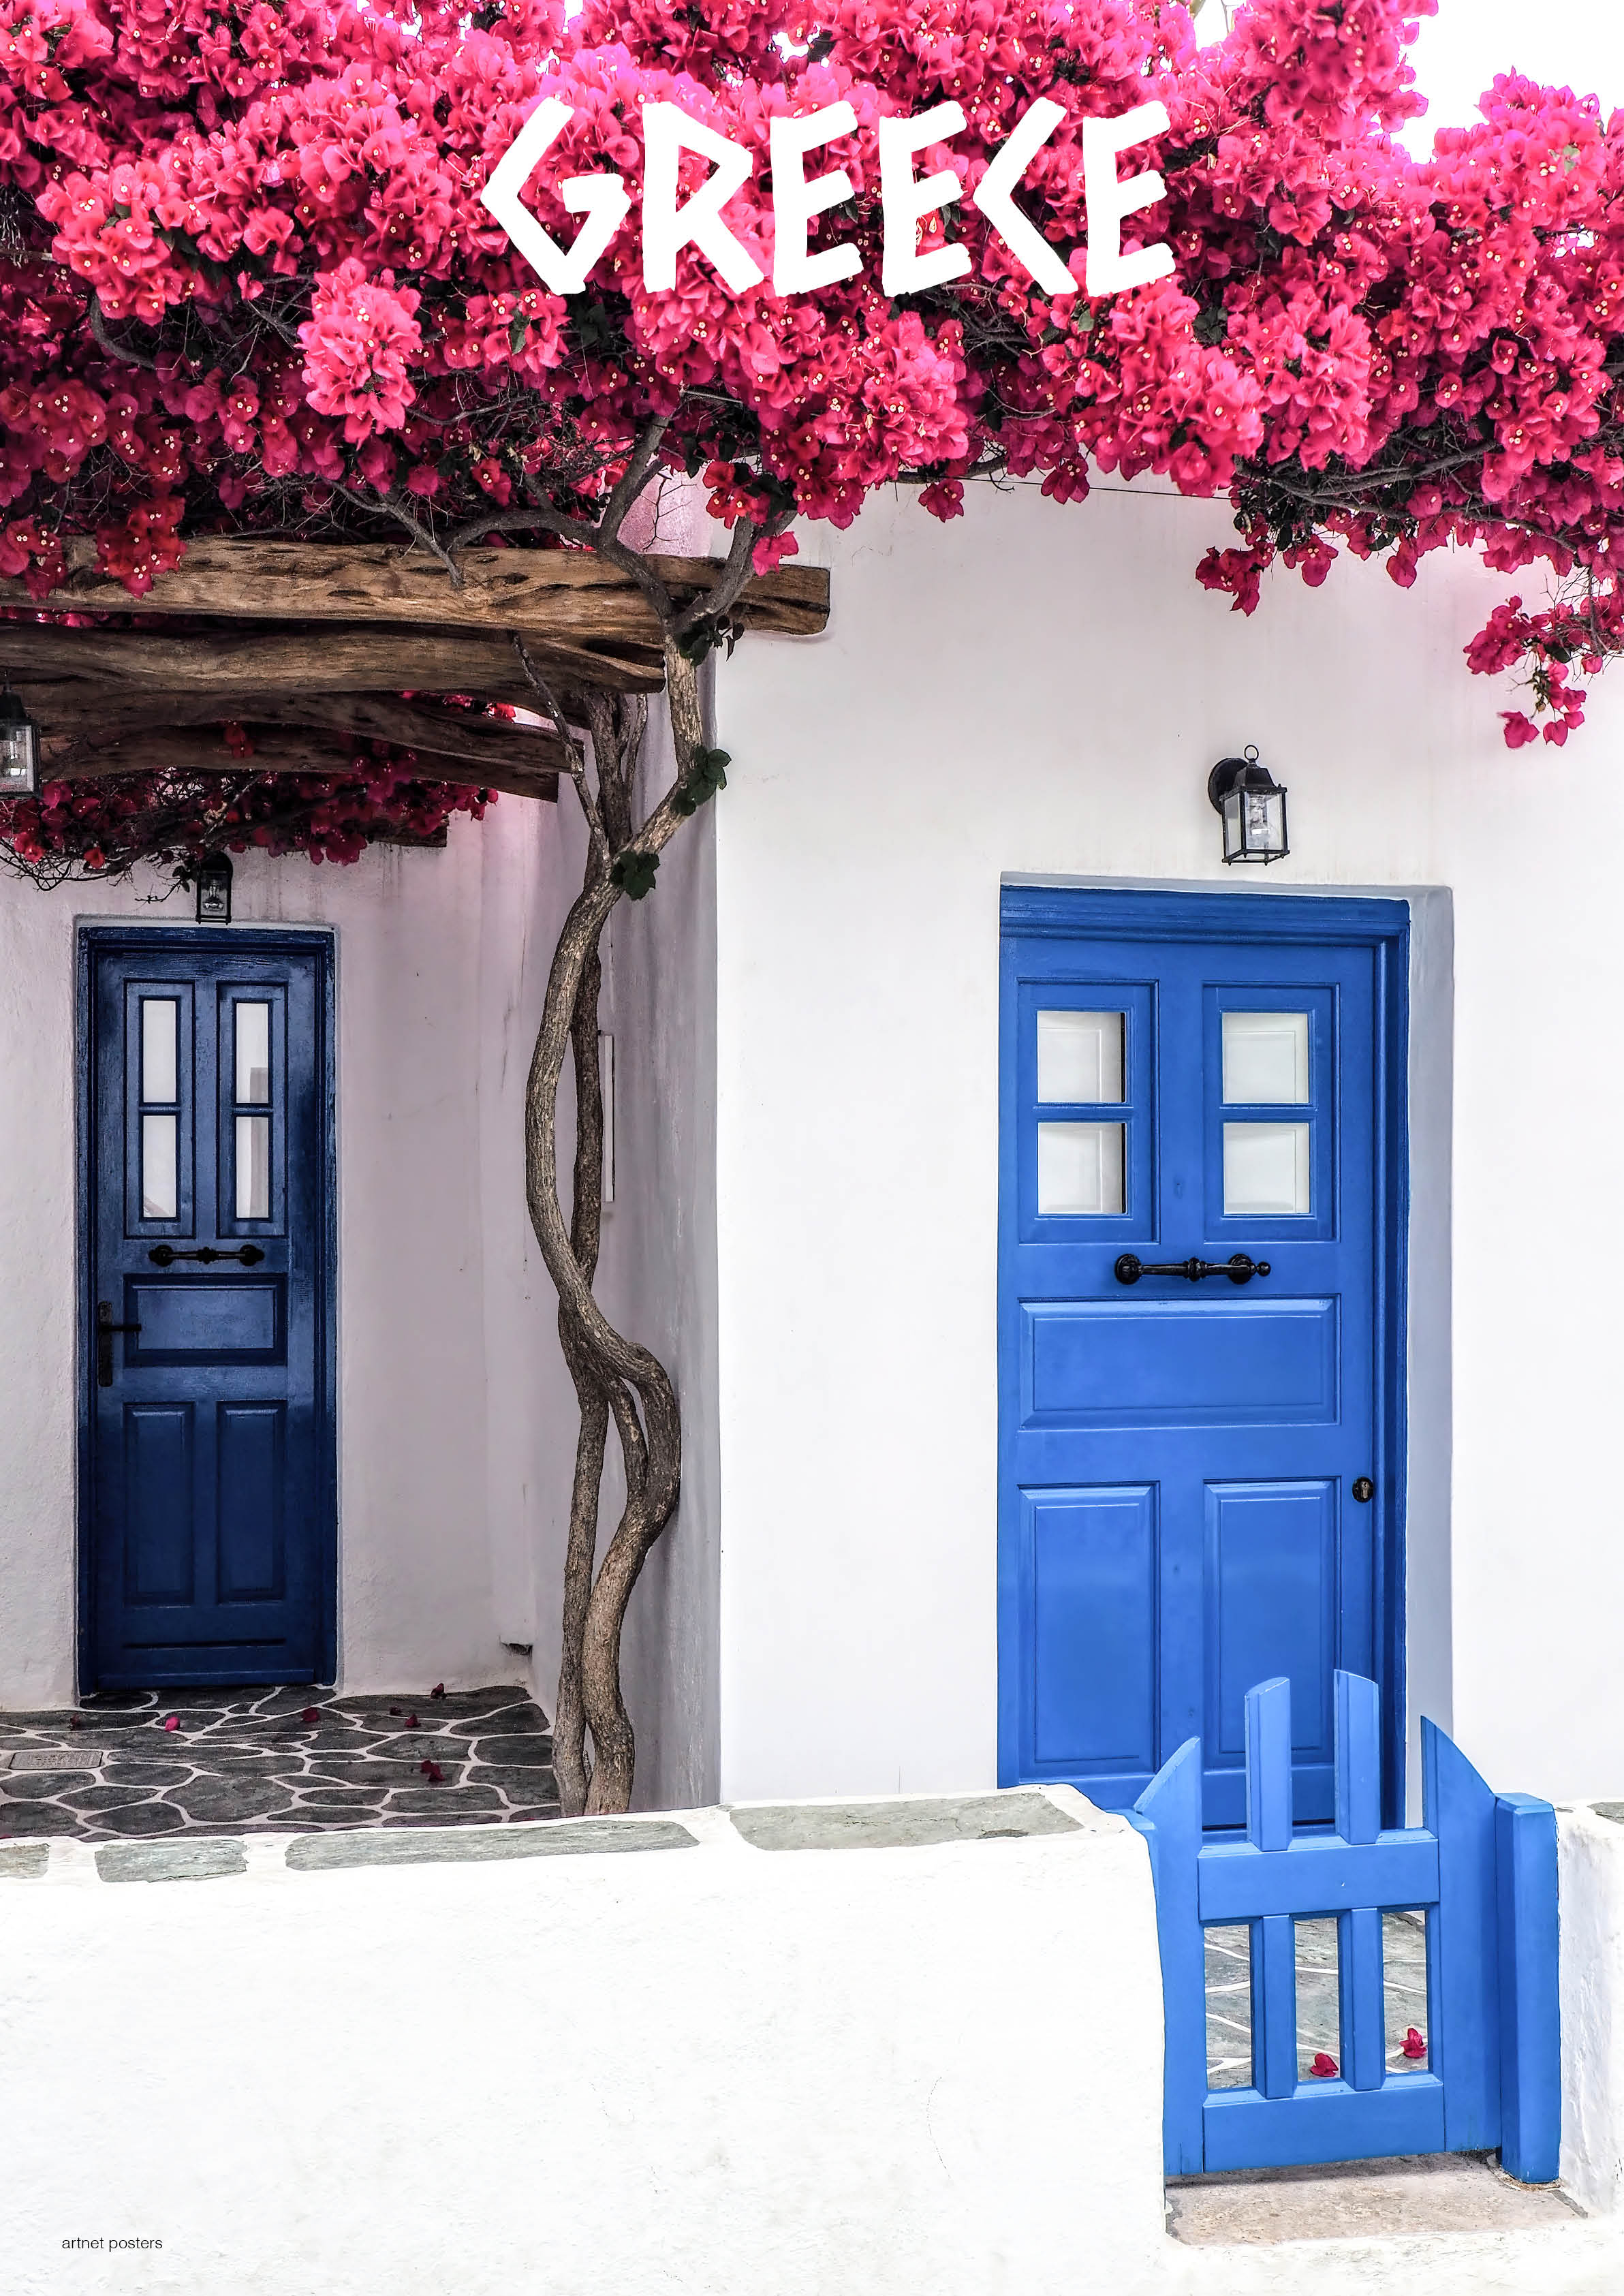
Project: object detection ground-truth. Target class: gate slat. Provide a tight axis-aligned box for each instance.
[1199,1834,1437,1920]
[1245,1677,1293,1850]
[1340,1905,1386,2091]
[1204,2075,1447,2172]
[1128,1735,1204,2175]
[1251,1914,1298,2100]
[1423,1717,1503,2155]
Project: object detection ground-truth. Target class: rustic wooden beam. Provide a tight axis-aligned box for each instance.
[0,619,662,699]
[46,724,558,804]
[42,691,568,779]
[0,538,830,645]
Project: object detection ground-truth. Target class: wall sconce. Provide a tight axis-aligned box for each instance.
[1208,746,1288,866]
[0,680,40,796]
[195,852,234,922]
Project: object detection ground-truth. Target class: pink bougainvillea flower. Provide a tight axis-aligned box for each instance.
[161,1715,179,1733]
[1309,2053,1339,2079]
[420,1758,445,1782]
[1403,2028,1427,2060]
[429,1682,446,1699]
[404,1712,420,1729]
[300,1706,321,1724]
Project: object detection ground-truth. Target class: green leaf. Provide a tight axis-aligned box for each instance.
[509,315,529,353]
[611,850,660,900]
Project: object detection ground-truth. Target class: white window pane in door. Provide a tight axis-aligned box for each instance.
[236,1115,271,1220]
[235,1002,271,1104]
[141,998,178,1104]
[1038,1121,1125,1215]
[1037,1010,1124,1104]
[141,1113,178,1220]
[1223,1010,1309,1104]
[1223,1122,1311,1217]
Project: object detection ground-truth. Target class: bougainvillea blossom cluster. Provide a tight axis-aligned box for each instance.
[1,0,1622,873]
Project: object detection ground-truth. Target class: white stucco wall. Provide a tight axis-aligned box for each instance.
[5,1797,1624,2296]
[711,478,1624,1810]
[0,794,561,1706]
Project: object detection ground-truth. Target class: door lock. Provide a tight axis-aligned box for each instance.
[1114,1253,1270,1287]
[1352,1477,1375,1504]
[95,1299,142,1387]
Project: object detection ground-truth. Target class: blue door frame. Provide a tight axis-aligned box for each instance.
[76,927,339,1692]
[998,887,1410,1827]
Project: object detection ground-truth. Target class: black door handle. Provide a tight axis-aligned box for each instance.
[147,1245,264,1268]
[1114,1253,1270,1287]
[95,1299,142,1386]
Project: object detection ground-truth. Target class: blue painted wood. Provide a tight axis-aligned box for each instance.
[1137,1671,1553,2177]
[1198,1834,1439,1921]
[80,929,337,1690]
[1423,1716,1503,2155]
[1336,1669,1382,1845]
[1495,1793,1561,2184]
[1128,1735,1206,2174]
[997,892,1409,1825]
[1246,1677,1294,1849]
[1251,1914,1298,2100]
[1204,2076,1446,2171]
[1203,1827,1442,1919]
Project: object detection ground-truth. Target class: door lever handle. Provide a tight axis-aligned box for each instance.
[1114,1252,1270,1287]
[146,1245,265,1268]
[95,1299,142,1386]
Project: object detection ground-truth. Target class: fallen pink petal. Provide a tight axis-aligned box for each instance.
[1309,2053,1339,2079]
[1403,2028,1428,2060]
[420,1759,444,1782]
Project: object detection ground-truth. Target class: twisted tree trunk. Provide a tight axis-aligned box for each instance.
[522,652,704,1814]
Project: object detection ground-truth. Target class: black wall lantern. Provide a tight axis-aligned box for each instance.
[0,679,40,797]
[195,852,234,922]
[1208,745,1289,865]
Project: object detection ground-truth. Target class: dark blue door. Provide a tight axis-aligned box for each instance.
[81,931,335,1690]
[999,890,1407,1828]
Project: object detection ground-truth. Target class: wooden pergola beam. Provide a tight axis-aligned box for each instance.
[42,691,568,781]
[0,539,830,650]
[0,618,661,700]
[51,724,558,803]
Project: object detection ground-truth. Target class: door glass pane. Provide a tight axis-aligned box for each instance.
[236,1115,270,1220]
[1037,1010,1124,1104]
[235,1002,270,1104]
[1223,1121,1311,1216]
[1223,1010,1309,1104]
[1038,1121,1125,1215]
[142,1114,178,1220]
[1384,1911,1430,2073]
[141,999,178,1104]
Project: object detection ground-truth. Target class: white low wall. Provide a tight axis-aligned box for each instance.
[7,1795,1624,2296]
[2,1789,1166,2296]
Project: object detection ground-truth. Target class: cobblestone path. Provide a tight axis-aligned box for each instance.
[0,1685,559,1842]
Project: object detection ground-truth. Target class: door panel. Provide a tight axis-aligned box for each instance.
[999,890,1407,1828]
[82,931,334,1690]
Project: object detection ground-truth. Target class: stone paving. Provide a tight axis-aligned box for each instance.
[1205,1908,1431,2088]
[0,1684,559,1842]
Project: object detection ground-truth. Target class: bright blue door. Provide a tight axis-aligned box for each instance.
[81,931,336,1690]
[999,890,1407,1828]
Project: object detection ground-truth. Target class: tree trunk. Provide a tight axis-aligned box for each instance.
[525,671,699,1815]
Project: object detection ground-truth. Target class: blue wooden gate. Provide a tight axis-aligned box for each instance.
[1128,1671,1561,2181]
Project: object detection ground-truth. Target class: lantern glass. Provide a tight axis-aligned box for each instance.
[196,854,234,923]
[0,705,38,796]
[1215,757,1288,865]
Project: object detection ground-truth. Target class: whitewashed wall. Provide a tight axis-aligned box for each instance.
[0,794,559,1707]
[711,477,1624,1811]
[4,1800,1621,2296]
